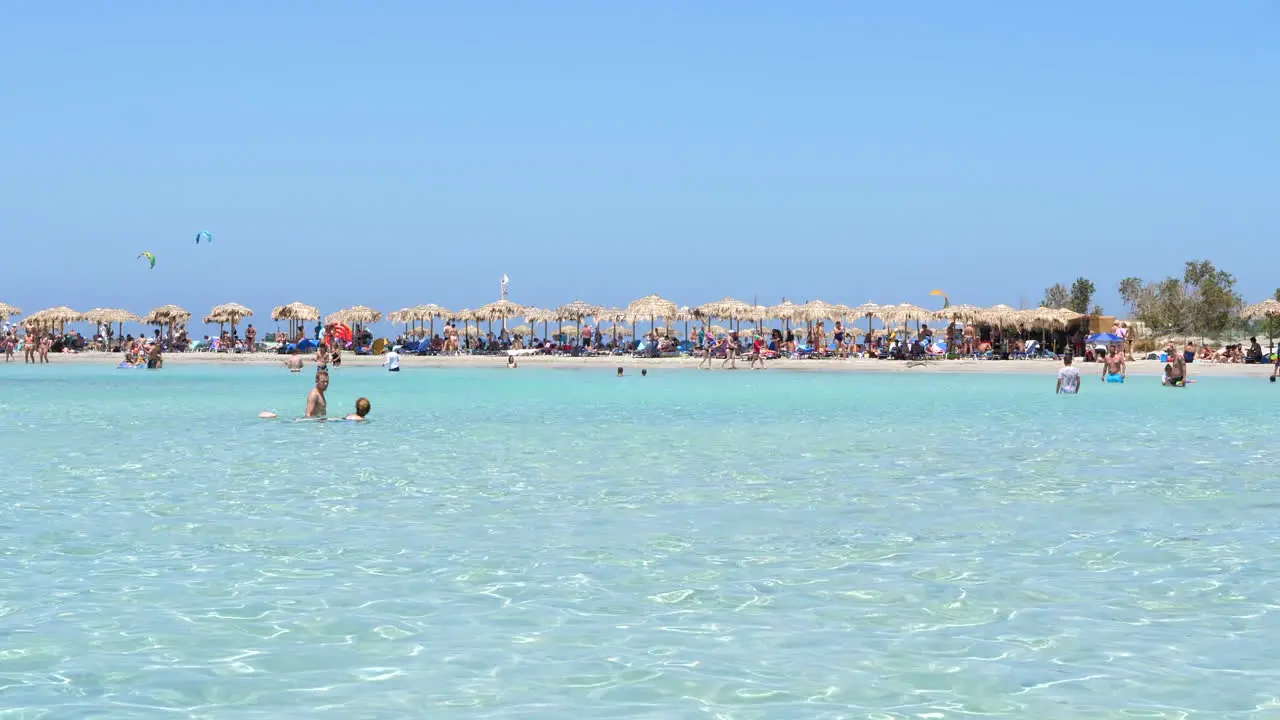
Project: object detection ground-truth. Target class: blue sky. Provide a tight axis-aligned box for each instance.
[2,1,1276,329]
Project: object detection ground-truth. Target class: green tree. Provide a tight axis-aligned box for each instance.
[1151,277,1190,333]
[1068,277,1095,314]
[1090,303,1104,316]
[1182,259,1241,335]
[1118,277,1146,316]
[1041,283,1070,309]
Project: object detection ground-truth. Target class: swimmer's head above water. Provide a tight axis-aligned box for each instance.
[344,397,371,421]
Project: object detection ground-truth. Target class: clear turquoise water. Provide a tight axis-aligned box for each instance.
[2,364,1279,719]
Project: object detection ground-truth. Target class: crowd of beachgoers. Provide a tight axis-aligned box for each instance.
[5,314,1277,375]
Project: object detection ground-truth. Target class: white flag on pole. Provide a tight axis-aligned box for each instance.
[502,273,509,285]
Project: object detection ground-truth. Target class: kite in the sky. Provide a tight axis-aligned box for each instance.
[138,252,156,269]
[195,231,213,244]
[930,289,950,308]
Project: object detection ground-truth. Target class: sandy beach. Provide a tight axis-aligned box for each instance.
[32,350,1272,378]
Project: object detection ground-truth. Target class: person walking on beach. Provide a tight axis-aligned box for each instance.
[245,324,257,352]
[698,331,714,370]
[39,334,51,364]
[748,333,766,370]
[721,332,739,370]
[1101,348,1125,383]
[1056,354,1081,394]
[306,370,329,417]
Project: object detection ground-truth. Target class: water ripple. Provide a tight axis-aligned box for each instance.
[1,366,1277,717]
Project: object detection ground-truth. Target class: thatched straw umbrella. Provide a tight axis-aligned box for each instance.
[272,301,320,341]
[326,305,382,326]
[84,308,141,342]
[0,303,21,322]
[626,294,678,341]
[555,300,603,341]
[675,306,706,345]
[698,297,756,334]
[477,299,525,335]
[879,303,934,326]
[848,302,882,337]
[28,306,83,324]
[142,305,190,343]
[800,300,840,323]
[451,308,475,346]
[523,308,555,339]
[1242,299,1280,353]
[409,304,451,339]
[597,307,628,345]
[27,307,84,334]
[768,300,802,334]
[935,303,981,324]
[208,303,254,339]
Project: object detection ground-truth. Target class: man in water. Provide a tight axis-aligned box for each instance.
[1165,344,1187,387]
[345,397,371,421]
[1056,353,1081,394]
[306,370,329,417]
[146,340,163,370]
[284,349,303,372]
[383,345,400,372]
[1100,347,1125,383]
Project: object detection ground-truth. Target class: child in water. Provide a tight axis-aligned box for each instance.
[345,397,371,421]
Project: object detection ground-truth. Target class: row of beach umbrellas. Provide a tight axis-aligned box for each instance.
[6,295,1280,340]
[0,297,1085,338]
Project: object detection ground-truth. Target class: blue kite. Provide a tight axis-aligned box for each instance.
[195,231,213,244]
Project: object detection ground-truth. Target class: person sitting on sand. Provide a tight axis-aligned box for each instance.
[306,370,329,417]
[346,397,371,421]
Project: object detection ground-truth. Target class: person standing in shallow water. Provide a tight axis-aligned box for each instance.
[1056,354,1081,395]
[306,370,329,417]
[1101,348,1125,383]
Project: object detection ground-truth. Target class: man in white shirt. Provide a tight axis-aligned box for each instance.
[383,346,400,372]
[1056,353,1081,394]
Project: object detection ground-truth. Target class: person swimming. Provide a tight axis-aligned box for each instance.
[345,397,371,421]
